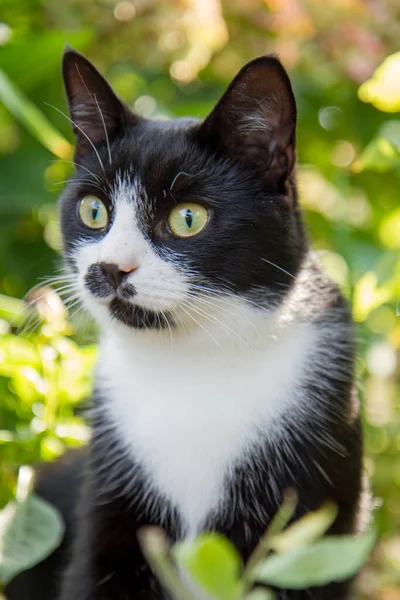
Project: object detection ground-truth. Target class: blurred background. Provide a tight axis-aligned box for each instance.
[0,0,399,597]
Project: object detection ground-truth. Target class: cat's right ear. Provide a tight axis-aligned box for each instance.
[62,48,134,160]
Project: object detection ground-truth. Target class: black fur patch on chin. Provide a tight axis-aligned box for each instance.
[118,283,136,300]
[109,298,171,329]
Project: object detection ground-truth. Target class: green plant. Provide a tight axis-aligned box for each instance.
[0,466,64,584]
[139,493,376,600]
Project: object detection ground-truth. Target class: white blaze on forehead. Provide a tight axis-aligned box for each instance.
[97,202,147,268]
[98,175,148,268]
[75,175,189,314]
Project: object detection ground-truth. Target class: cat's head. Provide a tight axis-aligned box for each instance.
[60,49,307,334]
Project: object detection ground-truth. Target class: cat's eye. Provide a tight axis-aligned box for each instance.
[167,203,209,238]
[79,195,108,229]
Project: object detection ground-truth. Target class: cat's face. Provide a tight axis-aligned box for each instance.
[60,50,307,332]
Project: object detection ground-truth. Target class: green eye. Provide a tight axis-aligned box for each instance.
[79,195,108,229]
[168,203,209,238]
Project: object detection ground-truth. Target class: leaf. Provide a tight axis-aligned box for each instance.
[0,294,25,326]
[0,30,93,90]
[245,588,276,600]
[173,533,242,600]
[252,530,376,590]
[0,148,57,214]
[269,502,338,554]
[0,68,72,158]
[139,527,199,600]
[379,207,400,250]
[353,121,400,173]
[353,272,392,322]
[358,52,400,113]
[0,493,65,584]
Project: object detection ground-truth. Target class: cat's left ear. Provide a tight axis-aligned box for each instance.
[62,48,134,159]
[197,56,296,188]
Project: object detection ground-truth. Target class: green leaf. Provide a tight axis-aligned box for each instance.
[0,148,57,214]
[353,272,392,322]
[245,588,276,600]
[353,122,400,173]
[0,30,93,90]
[379,207,400,250]
[270,502,338,554]
[0,493,65,584]
[0,68,72,158]
[173,533,242,600]
[252,530,376,590]
[0,294,25,326]
[358,52,400,113]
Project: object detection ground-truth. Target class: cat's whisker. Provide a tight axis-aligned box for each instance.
[93,94,112,168]
[52,281,80,292]
[182,300,253,353]
[188,292,258,330]
[169,305,190,336]
[188,282,268,312]
[260,258,296,280]
[52,159,101,182]
[169,171,191,194]
[74,64,113,168]
[44,102,105,173]
[64,296,83,310]
[161,309,174,354]
[58,178,106,195]
[68,304,86,324]
[179,305,225,352]
[17,313,40,337]
[23,276,72,298]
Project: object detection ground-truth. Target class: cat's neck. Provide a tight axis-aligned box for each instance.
[98,296,283,362]
[93,296,320,535]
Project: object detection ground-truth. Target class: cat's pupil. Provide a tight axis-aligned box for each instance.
[185,209,193,228]
[92,203,99,220]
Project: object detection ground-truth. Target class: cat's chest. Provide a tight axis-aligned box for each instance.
[98,322,317,536]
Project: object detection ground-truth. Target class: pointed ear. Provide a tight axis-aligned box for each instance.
[62,48,134,159]
[197,56,296,189]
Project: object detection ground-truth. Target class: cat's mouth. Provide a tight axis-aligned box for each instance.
[108,297,172,330]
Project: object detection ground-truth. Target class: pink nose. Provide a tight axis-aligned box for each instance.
[99,262,138,290]
[119,262,138,274]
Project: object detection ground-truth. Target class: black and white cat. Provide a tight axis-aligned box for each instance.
[7,50,364,600]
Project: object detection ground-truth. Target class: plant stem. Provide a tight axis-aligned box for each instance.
[242,489,298,590]
[138,527,199,600]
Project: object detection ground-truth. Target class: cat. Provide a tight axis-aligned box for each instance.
[6,49,364,600]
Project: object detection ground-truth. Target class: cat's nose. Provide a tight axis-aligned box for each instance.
[99,262,137,290]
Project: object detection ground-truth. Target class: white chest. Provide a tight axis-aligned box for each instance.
[98,320,317,536]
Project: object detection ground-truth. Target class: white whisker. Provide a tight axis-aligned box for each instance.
[45,102,105,172]
[261,258,296,280]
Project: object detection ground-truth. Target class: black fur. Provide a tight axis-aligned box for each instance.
[6,50,364,600]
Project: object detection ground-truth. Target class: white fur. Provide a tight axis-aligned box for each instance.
[97,315,319,537]
[73,176,321,537]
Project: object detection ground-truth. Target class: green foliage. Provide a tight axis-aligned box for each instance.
[0,289,96,509]
[252,531,376,590]
[0,467,64,584]
[0,68,71,159]
[174,534,243,600]
[140,499,376,600]
[267,501,338,553]
[358,52,400,113]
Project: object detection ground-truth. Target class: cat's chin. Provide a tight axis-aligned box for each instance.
[108,297,172,330]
